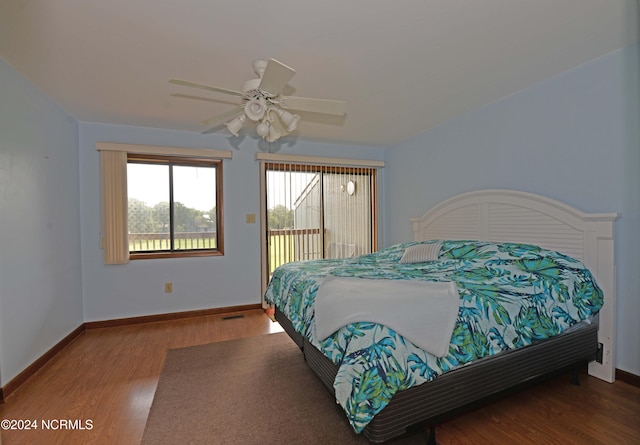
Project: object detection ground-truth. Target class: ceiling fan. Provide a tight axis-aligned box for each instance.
[170,58,347,142]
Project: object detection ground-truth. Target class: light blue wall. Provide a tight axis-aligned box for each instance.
[0,59,83,386]
[384,45,640,376]
[78,123,385,322]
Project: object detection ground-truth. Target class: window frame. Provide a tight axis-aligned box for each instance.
[127,153,224,260]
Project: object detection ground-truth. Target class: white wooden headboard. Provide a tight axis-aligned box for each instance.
[410,189,619,382]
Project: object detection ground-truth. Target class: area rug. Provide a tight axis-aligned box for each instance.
[141,332,425,444]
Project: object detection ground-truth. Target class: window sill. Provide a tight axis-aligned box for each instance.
[130,250,224,260]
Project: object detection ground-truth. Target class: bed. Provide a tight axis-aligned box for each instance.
[264,189,619,443]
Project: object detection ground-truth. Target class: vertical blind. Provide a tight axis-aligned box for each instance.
[259,153,383,284]
[99,150,129,264]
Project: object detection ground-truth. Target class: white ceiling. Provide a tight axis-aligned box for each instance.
[1,1,638,147]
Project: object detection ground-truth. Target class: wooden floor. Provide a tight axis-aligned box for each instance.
[0,309,638,445]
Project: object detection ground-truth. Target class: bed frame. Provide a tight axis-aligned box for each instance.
[275,189,619,443]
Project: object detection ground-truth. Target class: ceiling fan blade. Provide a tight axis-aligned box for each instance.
[170,79,245,97]
[258,59,296,95]
[202,127,221,135]
[279,96,347,115]
[171,93,240,106]
[200,107,244,131]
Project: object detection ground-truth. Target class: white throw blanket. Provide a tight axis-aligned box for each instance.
[315,276,460,357]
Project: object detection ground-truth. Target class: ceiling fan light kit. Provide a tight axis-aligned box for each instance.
[275,108,300,132]
[170,58,346,142]
[244,97,268,121]
[225,114,246,137]
[265,124,282,143]
[256,121,270,138]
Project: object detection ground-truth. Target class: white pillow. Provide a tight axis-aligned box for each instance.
[400,242,442,263]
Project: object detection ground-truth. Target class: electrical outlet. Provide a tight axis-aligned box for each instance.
[164,282,173,293]
[246,213,256,224]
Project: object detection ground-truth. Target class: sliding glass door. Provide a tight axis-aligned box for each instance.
[260,159,378,295]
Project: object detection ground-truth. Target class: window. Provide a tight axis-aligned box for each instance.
[96,142,231,264]
[127,154,223,259]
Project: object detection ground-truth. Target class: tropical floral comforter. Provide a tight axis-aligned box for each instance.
[264,240,603,433]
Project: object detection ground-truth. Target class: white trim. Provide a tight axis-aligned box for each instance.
[410,189,619,383]
[259,160,269,305]
[96,142,232,159]
[255,152,384,168]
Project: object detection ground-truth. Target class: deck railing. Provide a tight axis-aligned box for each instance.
[130,228,351,273]
[268,228,323,273]
[128,231,217,251]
